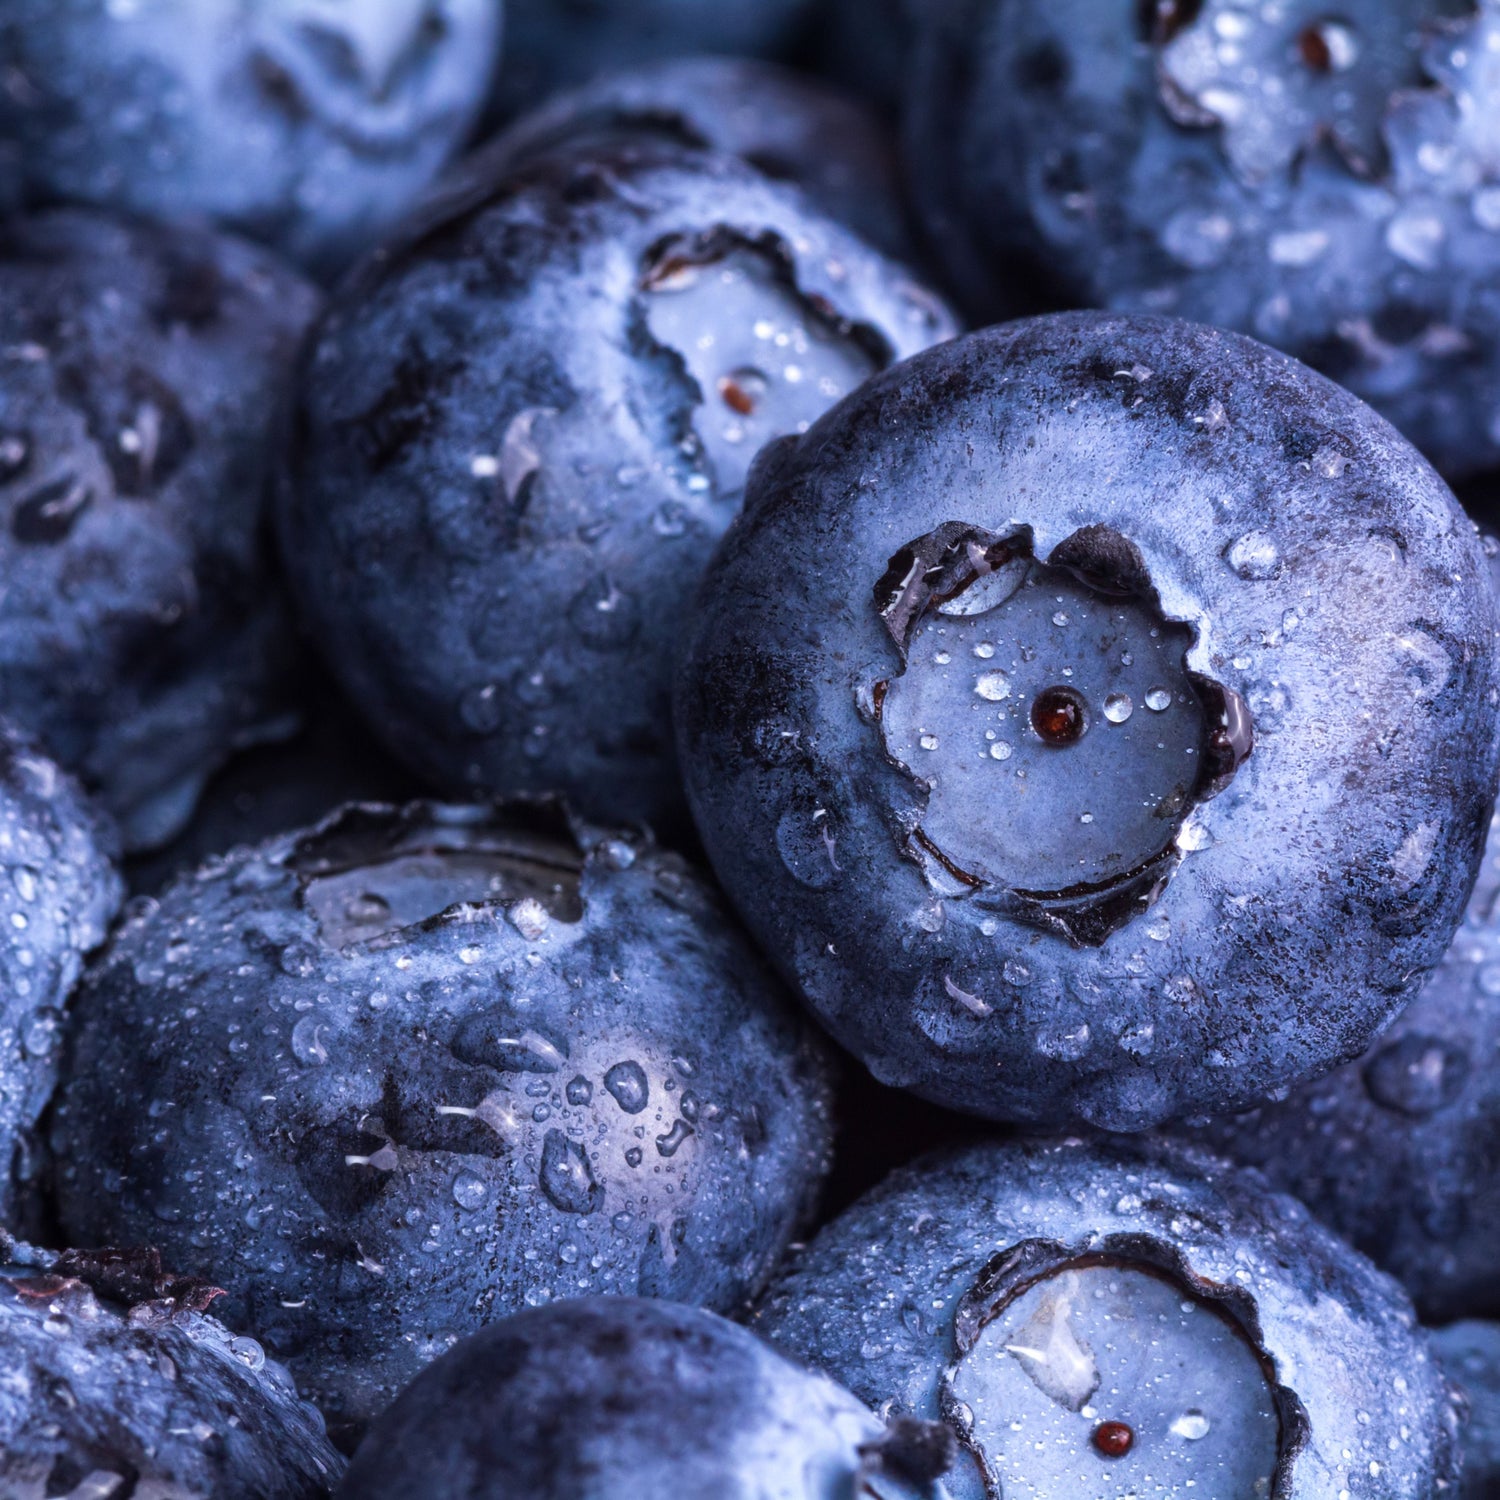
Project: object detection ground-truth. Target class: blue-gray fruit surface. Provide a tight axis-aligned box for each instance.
[480,54,912,259]
[907,0,1500,479]
[279,142,954,830]
[336,1297,953,1500]
[0,0,503,276]
[675,311,1500,1129]
[1433,1320,1500,1498]
[489,0,821,120]
[0,1237,344,1498]
[0,208,319,850]
[1186,800,1500,1322]
[0,725,119,1223]
[50,799,836,1437]
[757,1136,1462,1500]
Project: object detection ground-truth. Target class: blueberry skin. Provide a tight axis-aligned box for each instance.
[0,726,119,1222]
[0,1239,344,1498]
[336,1297,950,1500]
[489,0,821,121]
[756,1136,1462,1500]
[50,800,837,1436]
[279,144,954,830]
[0,0,502,277]
[905,0,1500,479]
[1183,794,1500,1322]
[479,55,912,260]
[0,209,319,850]
[1434,1322,1500,1499]
[674,311,1500,1130]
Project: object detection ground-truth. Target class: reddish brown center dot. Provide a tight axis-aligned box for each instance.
[717,374,757,416]
[1030,685,1088,746]
[1299,23,1332,70]
[1092,1421,1135,1459]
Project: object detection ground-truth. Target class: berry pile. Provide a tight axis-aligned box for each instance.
[1,4,1499,1497]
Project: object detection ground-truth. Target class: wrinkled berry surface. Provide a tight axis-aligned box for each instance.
[482,54,911,259]
[0,1237,343,1498]
[336,1297,948,1499]
[908,0,1500,478]
[0,208,318,850]
[0,0,501,276]
[676,312,1500,1129]
[0,725,118,1223]
[757,1136,1461,1500]
[51,800,836,1436]
[280,143,953,829]
[1188,796,1500,1321]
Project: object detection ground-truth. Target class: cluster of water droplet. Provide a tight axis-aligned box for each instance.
[50,803,834,1428]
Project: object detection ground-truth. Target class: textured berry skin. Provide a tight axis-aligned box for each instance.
[757,1137,1462,1500]
[488,0,821,121]
[1433,1321,1500,1499]
[482,54,912,259]
[675,312,1500,1130]
[336,1298,951,1500]
[0,1238,344,1499]
[907,0,1500,479]
[1186,801,1500,1322]
[0,208,319,851]
[0,0,502,276]
[50,800,836,1438]
[0,726,119,1223]
[279,143,953,830]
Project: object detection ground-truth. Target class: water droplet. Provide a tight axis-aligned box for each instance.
[1171,1410,1212,1441]
[507,898,549,940]
[989,741,1013,761]
[624,1146,643,1168]
[1225,531,1282,581]
[538,1129,602,1214]
[975,670,1011,702]
[568,575,640,650]
[1103,693,1133,724]
[290,1016,331,1067]
[603,1060,649,1114]
[1003,960,1032,987]
[278,942,318,978]
[974,642,996,659]
[566,1075,593,1106]
[919,732,940,751]
[459,683,504,734]
[1363,1034,1470,1117]
[451,1171,488,1211]
[656,1119,695,1157]
[1145,687,1172,712]
[1052,611,1070,627]
[21,1007,61,1058]
[652,501,690,537]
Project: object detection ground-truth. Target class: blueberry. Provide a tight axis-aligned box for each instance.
[0,0,502,277]
[756,1136,1463,1499]
[674,311,1500,1129]
[0,726,118,1224]
[0,1235,344,1497]
[1433,1321,1500,1498]
[480,55,913,259]
[1183,787,1500,1322]
[488,0,822,121]
[335,1297,952,1499]
[125,665,425,899]
[905,0,1500,479]
[0,209,319,850]
[279,143,954,829]
[50,799,836,1437]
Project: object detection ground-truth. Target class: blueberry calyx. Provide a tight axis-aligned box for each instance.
[871,521,1252,945]
[939,1234,1306,1497]
[290,799,588,948]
